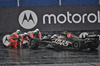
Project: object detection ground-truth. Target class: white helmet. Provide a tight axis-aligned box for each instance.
[24,32,27,35]
[16,29,20,33]
[36,29,39,31]
[32,31,36,34]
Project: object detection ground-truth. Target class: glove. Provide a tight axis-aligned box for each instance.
[19,39,22,42]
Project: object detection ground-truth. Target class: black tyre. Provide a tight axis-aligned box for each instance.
[29,38,39,49]
[73,41,84,50]
[89,40,99,50]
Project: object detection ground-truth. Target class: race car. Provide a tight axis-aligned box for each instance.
[30,32,99,50]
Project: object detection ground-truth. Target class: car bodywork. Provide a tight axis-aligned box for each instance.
[30,33,99,50]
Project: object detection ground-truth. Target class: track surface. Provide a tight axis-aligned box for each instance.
[0,42,100,66]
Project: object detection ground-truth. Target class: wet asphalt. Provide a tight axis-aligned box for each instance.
[0,42,100,66]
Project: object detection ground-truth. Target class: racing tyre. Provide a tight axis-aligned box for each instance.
[29,38,39,49]
[73,41,84,50]
[89,40,99,50]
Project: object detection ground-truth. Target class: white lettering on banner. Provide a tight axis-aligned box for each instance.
[98,11,100,23]
[82,14,87,23]
[67,12,72,23]
[43,11,100,24]
[57,14,67,24]
[87,13,97,23]
[43,14,56,24]
[72,13,81,23]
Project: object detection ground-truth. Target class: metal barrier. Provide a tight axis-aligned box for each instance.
[0,0,99,7]
[61,0,99,5]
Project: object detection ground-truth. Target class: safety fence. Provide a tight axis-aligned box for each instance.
[0,0,99,7]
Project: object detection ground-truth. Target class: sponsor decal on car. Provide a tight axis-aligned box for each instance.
[52,39,72,46]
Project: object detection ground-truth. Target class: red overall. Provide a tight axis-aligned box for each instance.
[34,32,41,39]
[38,32,41,39]
[28,33,33,38]
[27,31,34,39]
[20,36,29,45]
[9,33,19,47]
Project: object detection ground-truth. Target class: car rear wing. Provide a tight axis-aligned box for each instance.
[87,35,98,38]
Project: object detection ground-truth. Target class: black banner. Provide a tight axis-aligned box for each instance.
[0,5,100,33]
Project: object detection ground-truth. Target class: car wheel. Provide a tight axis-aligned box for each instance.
[89,40,99,50]
[29,38,39,49]
[73,41,84,50]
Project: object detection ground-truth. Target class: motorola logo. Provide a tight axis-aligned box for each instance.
[19,10,38,29]
[2,35,10,46]
[43,11,100,24]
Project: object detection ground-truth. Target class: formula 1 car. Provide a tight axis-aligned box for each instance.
[30,32,99,50]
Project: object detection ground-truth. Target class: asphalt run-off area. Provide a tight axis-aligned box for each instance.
[0,41,100,66]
